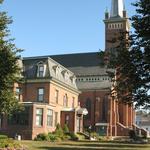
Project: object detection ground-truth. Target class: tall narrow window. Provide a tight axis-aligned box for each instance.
[36,108,43,126]
[55,90,59,103]
[16,87,22,100]
[63,94,68,107]
[37,62,45,78]
[85,98,91,119]
[65,114,69,125]
[102,95,108,122]
[39,66,44,77]
[47,109,53,126]
[38,88,44,101]
[54,112,58,126]
[72,97,75,108]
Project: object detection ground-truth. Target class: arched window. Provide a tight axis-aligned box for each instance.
[37,62,46,77]
[85,98,91,119]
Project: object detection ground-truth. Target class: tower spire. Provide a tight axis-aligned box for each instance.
[110,0,124,18]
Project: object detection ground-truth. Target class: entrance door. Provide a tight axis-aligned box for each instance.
[97,126,107,136]
[76,117,81,132]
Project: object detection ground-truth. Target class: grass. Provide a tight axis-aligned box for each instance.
[19,140,150,150]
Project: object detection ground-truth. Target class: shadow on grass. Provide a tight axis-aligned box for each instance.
[38,147,120,150]
[60,143,150,148]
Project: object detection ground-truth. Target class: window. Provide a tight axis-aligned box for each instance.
[54,112,58,126]
[65,114,69,125]
[47,109,53,126]
[39,66,44,77]
[85,98,91,119]
[8,107,29,126]
[55,90,59,103]
[101,95,108,122]
[63,94,68,107]
[72,97,75,108]
[36,108,43,126]
[0,115,2,128]
[16,87,22,100]
[37,62,45,78]
[38,88,44,101]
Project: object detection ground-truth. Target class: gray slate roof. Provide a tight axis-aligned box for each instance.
[24,52,107,77]
[68,66,114,77]
[50,52,102,68]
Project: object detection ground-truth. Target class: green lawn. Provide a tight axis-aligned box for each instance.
[19,140,150,150]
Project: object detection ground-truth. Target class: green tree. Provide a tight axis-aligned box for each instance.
[107,0,150,109]
[0,0,22,115]
[130,0,150,109]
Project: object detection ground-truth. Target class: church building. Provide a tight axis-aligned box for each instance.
[1,0,146,139]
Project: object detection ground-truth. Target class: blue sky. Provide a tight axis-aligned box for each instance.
[2,0,135,57]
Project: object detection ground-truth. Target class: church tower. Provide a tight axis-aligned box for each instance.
[104,0,130,51]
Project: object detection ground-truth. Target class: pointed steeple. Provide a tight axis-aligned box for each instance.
[110,0,124,18]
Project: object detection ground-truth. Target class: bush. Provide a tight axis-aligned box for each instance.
[63,124,69,134]
[54,123,64,139]
[48,133,57,142]
[91,132,99,140]
[129,129,138,140]
[69,132,78,141]
[0,134,8,139]
[35,133,48,141]
[0,138,21,148]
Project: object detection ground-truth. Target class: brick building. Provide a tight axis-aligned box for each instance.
[0,57,87,139]
[0,0,138,139]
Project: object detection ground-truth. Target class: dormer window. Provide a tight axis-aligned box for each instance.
[39,66,44,77]
[37,62,46,77]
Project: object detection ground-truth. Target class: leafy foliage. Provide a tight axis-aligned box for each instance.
[0,0,22,115]
[35,123,79,142]
[0,134,21,148]
[130,0,150,109]
[106,0,150,109]
[63,124,70,134]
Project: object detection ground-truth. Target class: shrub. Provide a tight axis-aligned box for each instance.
[35,133,48,141]
[0,138,21,148]
[54,123,64,139]
[48,133,57,142]
[91,132,99,140]
[0,134,8,139]
[63,124,69,134]
[69,132,78,141]
[129,129,137,140]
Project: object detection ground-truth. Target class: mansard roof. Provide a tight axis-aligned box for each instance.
[24,52,113,77]
[23,57,78,90]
